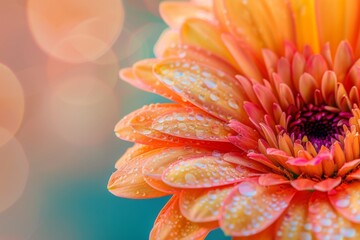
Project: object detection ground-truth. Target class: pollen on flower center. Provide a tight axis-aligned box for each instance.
[287,104,352,149]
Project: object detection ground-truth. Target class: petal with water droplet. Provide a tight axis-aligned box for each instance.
[275,192,314,240]
[154,58,248,122]
[179,186,233,222]
[328,182,360,223]
[309,191,360,239]
[220,180,295,236]
[160,2,214,29]
[108,149,169,199]
[152,107,235,142]
[150,195,216,240]
[162,155,248,188]
[142,146,211,179]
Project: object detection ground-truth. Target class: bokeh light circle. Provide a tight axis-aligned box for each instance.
[0,128,29,213]
[47,79,120,146]
[28,0,124,63]
[0,64,25,146]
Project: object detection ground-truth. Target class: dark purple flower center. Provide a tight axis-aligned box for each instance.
[288,104,352,149]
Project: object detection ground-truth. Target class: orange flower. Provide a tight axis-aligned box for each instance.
[108,0,360,239]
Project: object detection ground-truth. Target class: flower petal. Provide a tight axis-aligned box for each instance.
[258,173,289,186]
[108,149,169,199]
[132,59,186,103]
[160,2,214,29]
[328,182,360,223]
[275,192,314,240]
[162,155,248,188]
[220,181,296,236]
[290,0,319,52]
[154,29,180,58]
[309,191,360,239]
[142,146,211,179]
[290,178,316,191]
[115,104,237,150]
[152,107,234,142]
[313,177,342,192]
[115,144,159,169]
[154,58,248,122]
[179,186,233,222]
[180,18,238,68]
[150,195,216,240]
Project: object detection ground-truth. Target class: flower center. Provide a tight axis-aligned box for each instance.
[288,104,351,149]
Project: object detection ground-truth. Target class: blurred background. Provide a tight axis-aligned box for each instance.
[0,0,229,239]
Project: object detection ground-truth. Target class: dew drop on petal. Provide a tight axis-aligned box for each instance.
[184,173,197,185]
[227,98,239,109]
[335,198,350,208]
[237,181,257,197]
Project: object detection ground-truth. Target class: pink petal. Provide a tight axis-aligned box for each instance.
[220,180,296,236]
[313,177,342,192]
[309,191,360,239]
[338,159,360,176]
[290,178,316,191]
[258,173,289,186]
[162,155,249,188]
[328,182,360,223]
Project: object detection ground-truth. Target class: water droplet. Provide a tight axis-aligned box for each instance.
[335,198,350,208]
[184,173,196,185]
[238,181,257,197]
[210,93,219,102]
[204,79,217,89]
[228,98,239,109]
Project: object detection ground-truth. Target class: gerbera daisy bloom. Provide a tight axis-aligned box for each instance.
[108,0,360,239]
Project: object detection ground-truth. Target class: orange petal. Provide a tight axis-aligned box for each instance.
[224,152,273,173]
[333,41,354,83]
[160,2,214,29]
[142,146,211,179]
[220,181,296,236]
[290,178,316,191]
[162,155,248,188]
[114,104,183,146]
[313,177,342,192]
[321,71,337,106]
[154,29,180,58]
[309,191,360,239]
[162,45,238,77]
[150,195,215,240]
[180,18,238,68]
[315,1,359,55]
[290,0,319,52]
[154,58,248,122]
[152,107,234,142]
[179,186,233,222]
[108,150,169,199]
[338,159,360,177]
[132,59,186,103]
[258,173,289,186]
[115,143,159,169]
[222,33,264,82]
[143,175,177,194]
[328,182,360,223]
[119,68,151,92]
[275,192,314,240]
[115,104,237,150]
[299,73,318,104]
